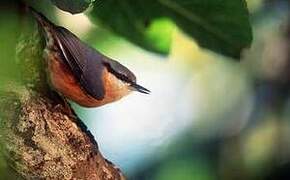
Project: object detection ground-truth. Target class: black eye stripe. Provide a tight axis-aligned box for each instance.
[103,62,135,84]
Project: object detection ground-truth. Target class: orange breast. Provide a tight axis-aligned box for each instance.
[46,51,131,107]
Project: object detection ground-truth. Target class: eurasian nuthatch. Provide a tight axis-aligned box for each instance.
[30,8,150,107]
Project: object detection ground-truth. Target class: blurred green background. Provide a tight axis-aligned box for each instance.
[1,0,290,179]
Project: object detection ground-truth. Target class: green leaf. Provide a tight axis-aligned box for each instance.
[90,1,175,54]
[144,18,175,54]
[50,0,92,14]
[160,0,252,59]
[90,0,252,59]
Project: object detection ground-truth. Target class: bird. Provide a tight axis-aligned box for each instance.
[29,7,150,107]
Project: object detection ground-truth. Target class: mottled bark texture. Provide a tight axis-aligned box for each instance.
[0,11,125,180]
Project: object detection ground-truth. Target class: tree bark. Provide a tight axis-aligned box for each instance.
[0,3,125,180]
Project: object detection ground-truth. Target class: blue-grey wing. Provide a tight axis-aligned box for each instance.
[54,27,105,100]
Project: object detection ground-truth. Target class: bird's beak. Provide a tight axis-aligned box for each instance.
[130,83,150,94]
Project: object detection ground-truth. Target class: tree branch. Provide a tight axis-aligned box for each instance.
[0,5,125,180]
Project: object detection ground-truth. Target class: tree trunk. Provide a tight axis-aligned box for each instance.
[0,2,125,179]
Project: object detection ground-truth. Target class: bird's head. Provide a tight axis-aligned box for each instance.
[102,58,150,96]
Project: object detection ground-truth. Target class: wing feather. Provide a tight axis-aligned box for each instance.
[54,27,105,100]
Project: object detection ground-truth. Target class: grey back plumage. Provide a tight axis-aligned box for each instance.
[54,27,105,100]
